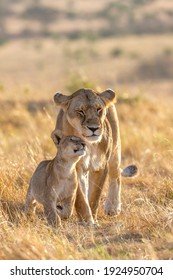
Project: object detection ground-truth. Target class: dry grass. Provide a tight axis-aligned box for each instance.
[0,81,173,260]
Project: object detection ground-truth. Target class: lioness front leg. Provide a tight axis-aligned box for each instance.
[89,166,108,221]
[43,201,61,227]
[75,186,94,225]
[105,166,121,216]
[75,165,94,225]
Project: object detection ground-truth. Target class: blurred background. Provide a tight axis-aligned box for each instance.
[1,1,173,260]
[0,0,173,97]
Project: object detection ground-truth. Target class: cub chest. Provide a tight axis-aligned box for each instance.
[51,176,77,201]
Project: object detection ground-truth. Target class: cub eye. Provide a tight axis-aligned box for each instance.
[97,107,102,114]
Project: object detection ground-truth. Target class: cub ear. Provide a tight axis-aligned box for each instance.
[99,89,117,106]
[53,92,71,110]
[51,129,62,147]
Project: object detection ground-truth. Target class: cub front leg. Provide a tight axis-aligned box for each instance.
[57,195,76,219]
[105,163,121,216]
[43,200,61,227]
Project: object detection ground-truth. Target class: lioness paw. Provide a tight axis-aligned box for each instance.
[79,219,100,228]
[104,203,121,216]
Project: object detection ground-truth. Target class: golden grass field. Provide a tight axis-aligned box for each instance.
[0,0,173,260]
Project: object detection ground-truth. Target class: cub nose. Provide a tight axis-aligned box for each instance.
[87,126,99,133]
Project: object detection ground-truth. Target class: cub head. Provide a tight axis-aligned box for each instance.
[53,88,116,143]
[52,133,86,159]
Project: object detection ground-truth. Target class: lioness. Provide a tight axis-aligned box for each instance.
[52,88,137,225]
[25,135,86,227]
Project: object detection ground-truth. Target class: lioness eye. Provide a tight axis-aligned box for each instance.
[97,107,102,114]
[77,110,85,117]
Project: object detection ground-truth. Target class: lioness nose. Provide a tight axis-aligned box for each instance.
[87,126,99,133]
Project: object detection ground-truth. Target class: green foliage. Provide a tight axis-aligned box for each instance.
[94,245,111,259]
[132,0,151,5]
[163,47,173,56]
[110,47,124,57]
[0,38,7,46]
[34,41,43,51]
[1,0,173,41]
[0,83,4,92]
[66,74,96,93]
[117,92,143,105]
[21,5,58,24]
[128,51,140,59]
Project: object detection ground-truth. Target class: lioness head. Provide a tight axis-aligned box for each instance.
[54,88,116,143]
[54,134,86,158]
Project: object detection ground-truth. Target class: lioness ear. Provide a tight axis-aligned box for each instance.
[54,92,71,110]
[100,89,117,106]
[51,129,62,147]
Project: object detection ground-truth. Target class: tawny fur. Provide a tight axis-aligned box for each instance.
[25,136,86,227]
[52,88,137,225]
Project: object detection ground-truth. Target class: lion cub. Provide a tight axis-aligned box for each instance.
[25,135,86,227]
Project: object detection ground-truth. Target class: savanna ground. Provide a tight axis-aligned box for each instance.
[0,0,173,260]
